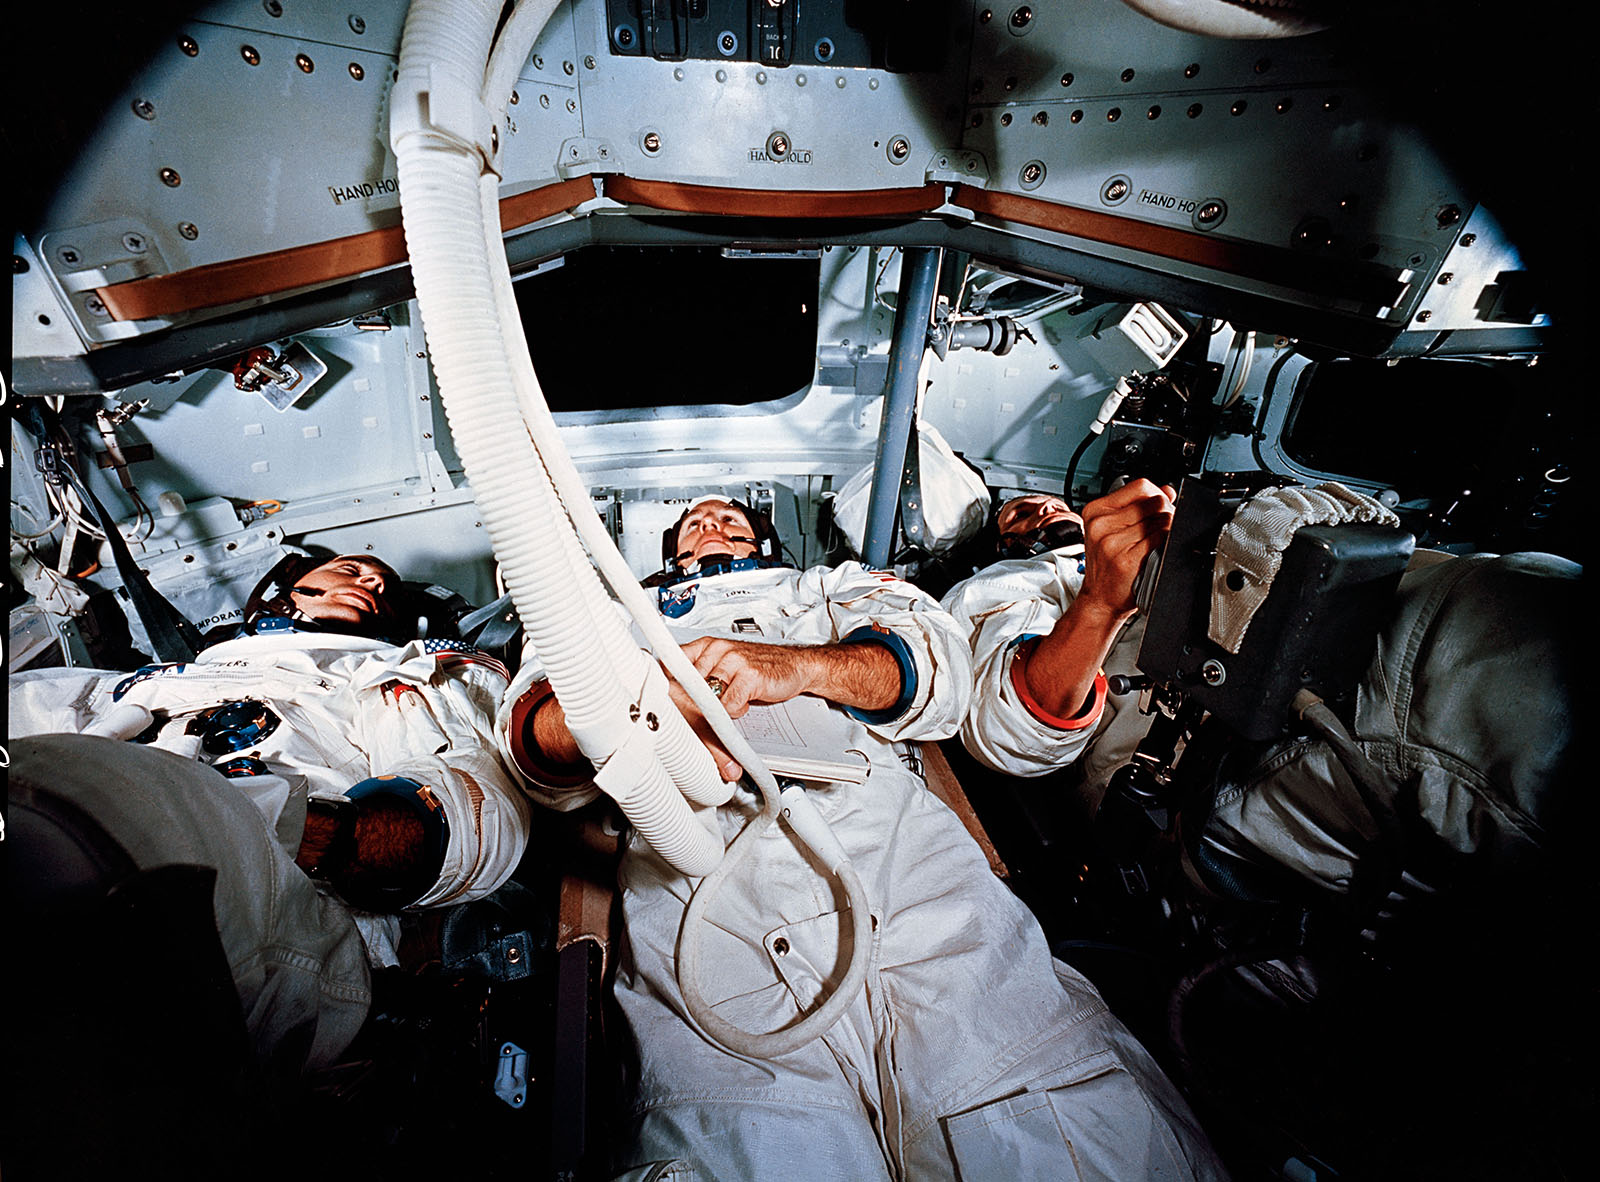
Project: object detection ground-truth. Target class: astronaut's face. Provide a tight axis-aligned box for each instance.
[997,495,1082,546]
[675,500,759,567]
[290,556,400,627]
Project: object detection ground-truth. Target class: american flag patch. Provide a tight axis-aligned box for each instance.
[425,638,510,682]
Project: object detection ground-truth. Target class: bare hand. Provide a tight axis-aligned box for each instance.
[679,636,814,719]
[665,675,745,782]
[1078,479,1176,618]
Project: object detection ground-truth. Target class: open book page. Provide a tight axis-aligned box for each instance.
[733,695,871,785]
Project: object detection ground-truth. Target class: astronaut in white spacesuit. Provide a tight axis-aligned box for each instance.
[941,480,1177,811]
[499,496,1223,1182]
[9,552,533,1069]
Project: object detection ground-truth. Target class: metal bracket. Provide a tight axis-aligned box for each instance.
[493,1041,529,1109]
[926,150,988,186]
[557,137,619,179]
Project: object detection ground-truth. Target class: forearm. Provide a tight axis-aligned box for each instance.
[798,640,902,713]
[1024,597,1129,717]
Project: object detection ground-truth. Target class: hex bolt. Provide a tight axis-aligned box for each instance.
[132,98,156,120]
[179,34,199,56]
[122,232,147,253]
[264,0,282,15]
[160,168,182,187]
[242,45,260,66]
[349,15,366,34]
[296,53,314,73]
[1010,5,1033,29]
[349,62,364,80]
[179,222,199,240]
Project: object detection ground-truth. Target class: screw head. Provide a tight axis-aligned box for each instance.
[533,55,544,69]
[539,93,549,108]
[1103,178,1128,202]
[179,34,198,56]
[1121,67,1135,83]
[1033,110,1048,125]
[1416,310,1432,323]
[980,9,993,23]
[490,126,499,152]
[510,90,519,105]
[643,131,661,153]
[1460,233,1477,247]
[1060,72,1073,87]
[1196,200,1224,225]
[1438,272,1454,285]
[241,45,260,66]
[122,232,147,253]
[85,294,108,316]
[888,136,910,162]
[349,15,366,34]
[179,222,199,240]
[1107,107,1121,122]
[263,0,282,15]
[14,255,29,274]
[1201,658,1227,686]
[132,98,156,120]
[767,132,790,159]
[160,168,181,187]
[296,53,314,73]
[1147,105,1160,120]
[1070,109,1083,123]
[1021,161,1044,185]
[1230,99,1246,116]
[58,246,81,265]
[563,60,574,75]
[1184,62,1199,78]
[584,55,596,69]
[1010,5,1033,29]
[1187,103,1202,118]
[1436,204,1462,228]
[1000,112,1012,127]
[565,98,576,112]
[348,62,364,80]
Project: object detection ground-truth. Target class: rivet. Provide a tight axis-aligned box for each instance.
[1147,104,1160,120]
[132,98,156,120]
[796,72,807,85]
[836,76,846,88]
[1060,72,1073,87]
[1187,103,1202,118]
[296,53,314,73]
[1230,99,1246,116]
[349,15,366,35]
[1000,112,1012,126]
[1070,109,1082,123]
[1120,67,1135,83]
[1107,107,1120,122]
[755,70,765,84]
[179,34,199,56]
[1009,5,1033,29]
[1184,62,1199,78]
[718,69,728,83]
[348,62,364,80]
[1416,310,1432,323]
[241,45,260,66]
[263,0,282,16]
[869,78,878,90]
[160,168,181,187]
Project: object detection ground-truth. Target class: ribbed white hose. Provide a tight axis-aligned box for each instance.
[475,174,731,809]
[393,0,719,874]
[404,0,872,1057]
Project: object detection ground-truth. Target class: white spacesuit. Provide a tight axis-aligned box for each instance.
[10,625,533,911]
[942,546,1151,804]
[499,555,1224,1181]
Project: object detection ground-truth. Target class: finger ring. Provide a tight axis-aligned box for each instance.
[705,676,727,699]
